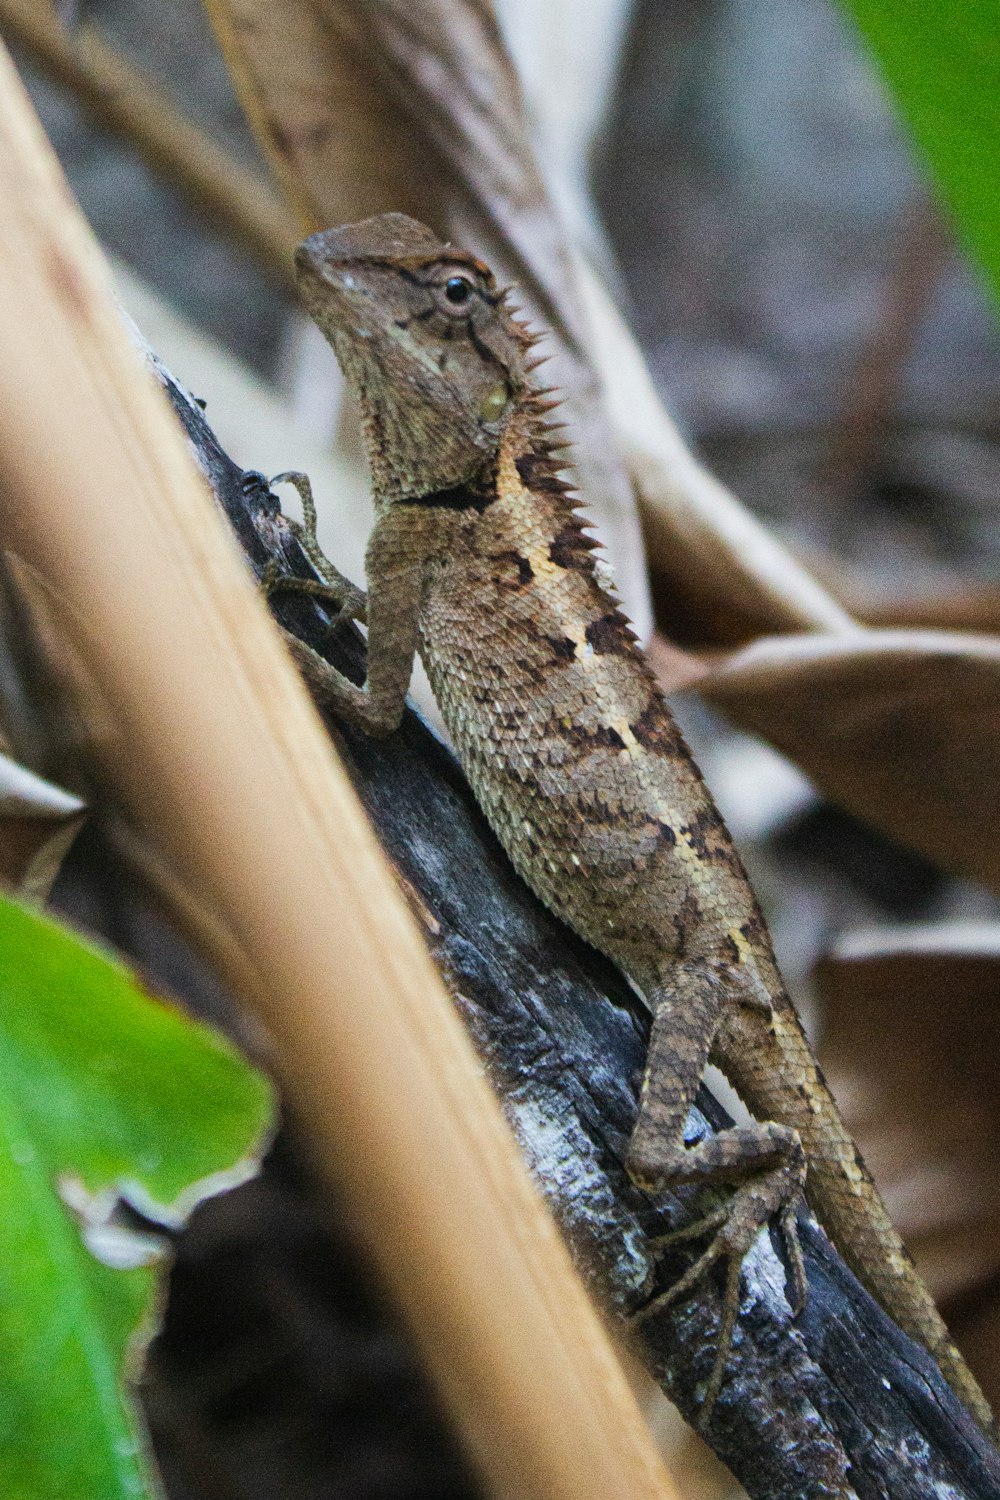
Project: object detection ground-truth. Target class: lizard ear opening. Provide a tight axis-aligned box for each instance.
[479,382,511,423]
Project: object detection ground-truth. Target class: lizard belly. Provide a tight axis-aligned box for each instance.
[418,555,750,985]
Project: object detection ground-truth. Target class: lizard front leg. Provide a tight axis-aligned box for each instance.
[265,470,368,624]
[267,502,426,738]
[627,961,807,1427]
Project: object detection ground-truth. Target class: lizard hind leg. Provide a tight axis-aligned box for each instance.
[627,963,807,1427]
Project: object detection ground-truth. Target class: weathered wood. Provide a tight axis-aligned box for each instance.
[157,350,1000,1500]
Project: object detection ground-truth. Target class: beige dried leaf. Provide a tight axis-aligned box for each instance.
[696,629,1000,891]
[0,751,85,900]
[574,261,857,647]
[815,926,1000,1402]
[645,1394,747,1500]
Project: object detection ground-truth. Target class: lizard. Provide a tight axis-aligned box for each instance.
[268,210,993,1434]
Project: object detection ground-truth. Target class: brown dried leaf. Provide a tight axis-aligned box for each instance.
[815,927,1000,1400]
[0,0,297,283]
[697,629,1000,891]
[832,570,1000,636]
[646,631,710,696]
[203,0,851,648]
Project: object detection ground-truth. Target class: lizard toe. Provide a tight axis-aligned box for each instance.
[633,1168,808,1425]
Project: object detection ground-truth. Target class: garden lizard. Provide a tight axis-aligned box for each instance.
[273,211,992,1433]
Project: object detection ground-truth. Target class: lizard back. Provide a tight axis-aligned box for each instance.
[418,404,757,993]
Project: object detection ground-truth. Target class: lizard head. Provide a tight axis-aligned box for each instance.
[294,214,532,502]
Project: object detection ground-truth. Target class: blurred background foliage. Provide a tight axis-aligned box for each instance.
[3,1,1000,1497]
[846,0,1000,308]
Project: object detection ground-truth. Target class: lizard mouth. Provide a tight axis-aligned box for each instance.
[292,237,377,339]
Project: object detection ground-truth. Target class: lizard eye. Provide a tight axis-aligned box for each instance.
[443,274,474,307]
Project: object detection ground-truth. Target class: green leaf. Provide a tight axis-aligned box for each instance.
[842,0,1000,307]
[0,894,273,1500]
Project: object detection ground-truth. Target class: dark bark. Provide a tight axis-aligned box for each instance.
[154,347,1000,1500]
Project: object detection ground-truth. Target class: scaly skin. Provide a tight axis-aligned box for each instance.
[278,212,992,1433]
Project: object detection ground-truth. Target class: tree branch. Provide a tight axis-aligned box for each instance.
[153,344,1000,1500]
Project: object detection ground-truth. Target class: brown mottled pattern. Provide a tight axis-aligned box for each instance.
[547,518,597,572]
[419,409,734,980]
[291,213,993,1434]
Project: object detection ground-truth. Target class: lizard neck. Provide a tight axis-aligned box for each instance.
[370,388,590,552]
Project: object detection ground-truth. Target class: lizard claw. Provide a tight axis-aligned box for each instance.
[645,1203,729,1253]
[632,1232,743,1429]
[632,1222,729,1328]
[632,1175,808,1429]
[260,559,367,628]
[780,1201,807,1316]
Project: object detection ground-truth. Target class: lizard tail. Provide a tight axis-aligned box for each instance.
[720,987,995,1436]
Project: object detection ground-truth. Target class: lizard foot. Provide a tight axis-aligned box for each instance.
[261,560,367,626]
[265,471,369,624]
[632,1167,807,1428]
[269,469,325,571]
